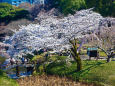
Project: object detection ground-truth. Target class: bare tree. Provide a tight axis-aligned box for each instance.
[98,26,115,62]
[89,18,115,62]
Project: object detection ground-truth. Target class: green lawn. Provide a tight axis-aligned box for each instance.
[99,51,107,57]
[0,70,19,86]
[46,60,115,86]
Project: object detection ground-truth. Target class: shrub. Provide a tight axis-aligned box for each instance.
[0,56,6,64]
[0,3,29,23]
[14,8,29,19]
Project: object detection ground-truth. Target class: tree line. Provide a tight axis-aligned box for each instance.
[47,0,115,16]
[0,0,115,24]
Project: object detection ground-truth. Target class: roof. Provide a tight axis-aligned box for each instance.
[87,47,98,51]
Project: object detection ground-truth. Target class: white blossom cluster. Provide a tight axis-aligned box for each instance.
[6,9,103,58]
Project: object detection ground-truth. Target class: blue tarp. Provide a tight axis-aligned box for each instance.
[87,47,98,51]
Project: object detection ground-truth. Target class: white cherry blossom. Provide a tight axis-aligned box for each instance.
[6,9,103,57]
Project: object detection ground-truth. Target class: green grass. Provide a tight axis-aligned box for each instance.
[46,60,115,86]
[0,70,19,86]
[80,50,87,55]
[99,51,107,57]
[0,56,6,64]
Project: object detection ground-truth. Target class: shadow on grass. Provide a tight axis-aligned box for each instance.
[46,60,106,81]
[78,61,105,77]
[0,70,4,76]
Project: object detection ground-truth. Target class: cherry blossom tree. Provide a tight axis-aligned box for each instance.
[84,18,115,62]
[6,8,103,58]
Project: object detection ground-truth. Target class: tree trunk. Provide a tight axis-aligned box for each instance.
[97,46,112,63]
[107,52,114,63]
[107,56,111,62]
[76,55,82,71]
[73,54,82,72]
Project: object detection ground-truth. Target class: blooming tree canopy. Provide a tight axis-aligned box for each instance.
[6,8,103,58]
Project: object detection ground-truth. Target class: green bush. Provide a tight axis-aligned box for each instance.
[14,8,29,19]
[0,3,29,23]
[0,56,6,64]
[85,0,115,17]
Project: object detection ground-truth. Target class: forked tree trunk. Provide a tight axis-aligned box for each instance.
[72,54,82,71]
[70,39,82,72]
[98,46,113,63]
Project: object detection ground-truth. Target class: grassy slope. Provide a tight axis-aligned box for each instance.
[46,60,115,86]
[0,70,19,86]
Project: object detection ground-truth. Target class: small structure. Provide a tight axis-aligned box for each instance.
[26,66,34,75]
[87,47,99,60]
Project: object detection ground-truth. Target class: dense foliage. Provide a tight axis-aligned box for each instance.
[6,9,102,57]
[47,0,86,15]
[0,3,29,23]
[0,56,5,64]
[85,0,115,17]
[48,0,115,16]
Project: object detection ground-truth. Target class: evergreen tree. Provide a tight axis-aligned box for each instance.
[85,0,115,17]
[47,0,86,15]
[48,0,115,17]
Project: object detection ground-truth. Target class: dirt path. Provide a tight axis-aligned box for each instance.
[17,75,96,86]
